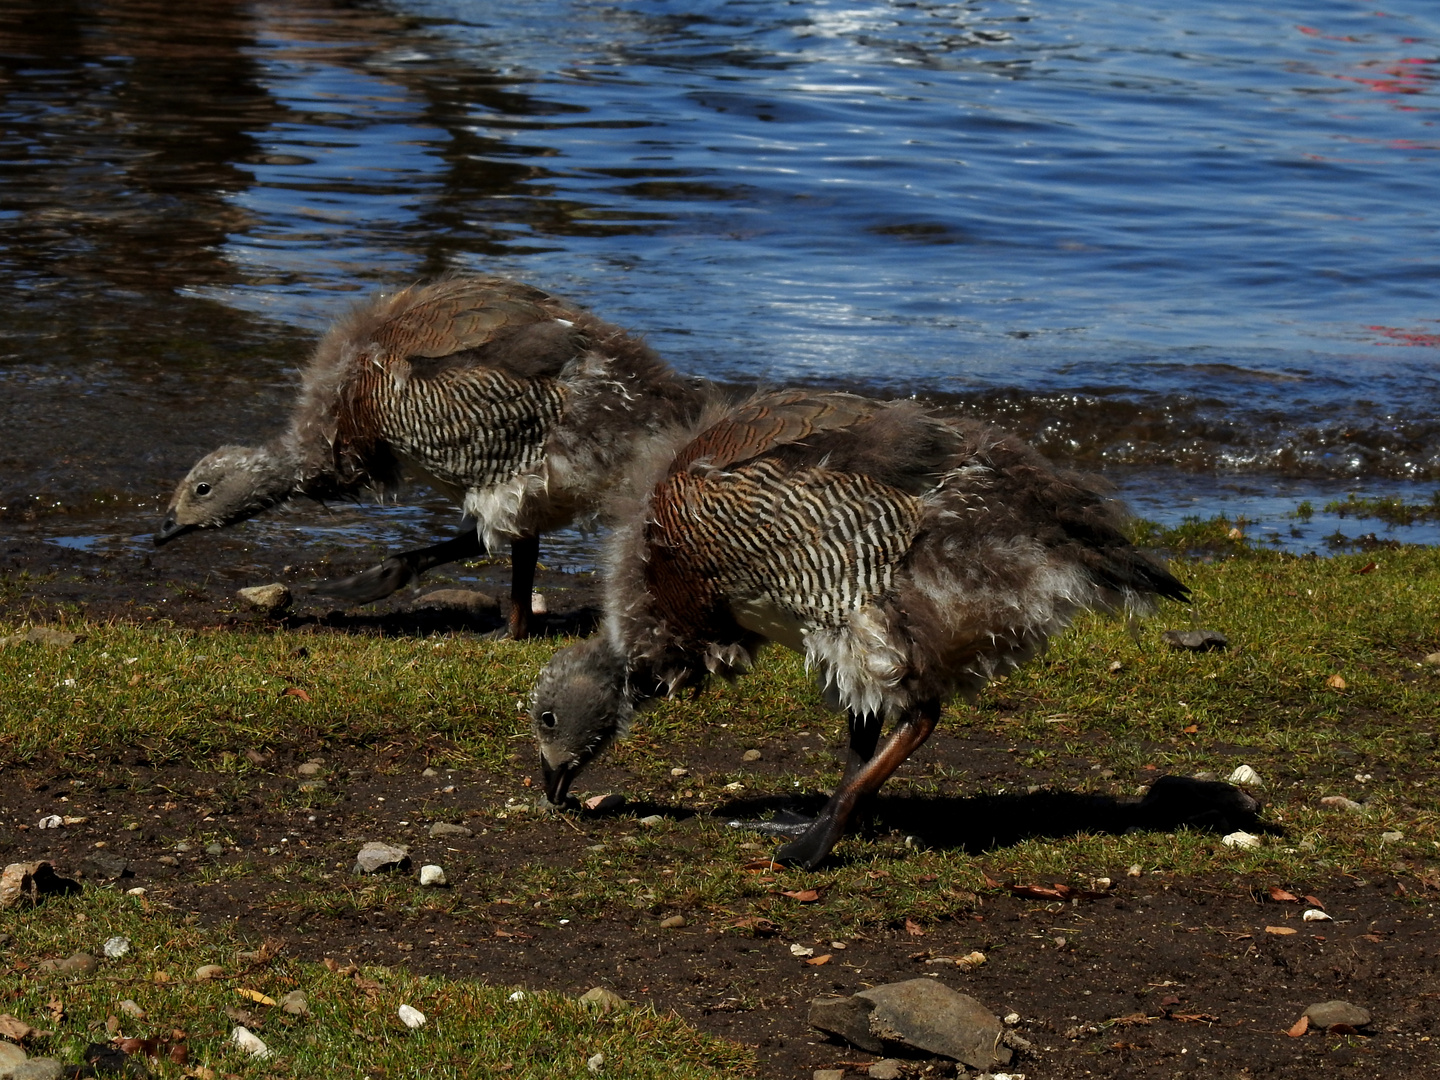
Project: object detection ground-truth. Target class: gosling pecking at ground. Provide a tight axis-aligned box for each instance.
[529,388,1190,866]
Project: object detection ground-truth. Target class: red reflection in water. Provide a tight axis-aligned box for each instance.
[1368,325,1440,347]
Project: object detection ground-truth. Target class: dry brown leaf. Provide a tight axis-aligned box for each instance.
[1182,724,1199,734]
[905,918,925,937]
[1109,1012,1154,1027]
[281,687,311,702]
[0,1015,34,1040]
[740,859,780,872]
[806,954,833,966]
[1268,886,1299,902]
[779,889,820,903]
[1287,1015,1310,1038]
[235,988,277,1006]
[1354,561,1378,575]
[1170,1013,1220,1024]
[1304,894,1325,909]
[1265,925,1298,936]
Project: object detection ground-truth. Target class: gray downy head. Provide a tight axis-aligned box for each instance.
[155,444,296,546]
[530,636,633,806]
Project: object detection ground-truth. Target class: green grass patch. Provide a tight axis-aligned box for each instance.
[3,891,750,1078]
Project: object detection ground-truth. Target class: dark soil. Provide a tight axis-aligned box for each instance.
[4,530,1440,1079]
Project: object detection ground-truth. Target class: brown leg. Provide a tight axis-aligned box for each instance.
[508,534,541,639]
[775,700,941,869]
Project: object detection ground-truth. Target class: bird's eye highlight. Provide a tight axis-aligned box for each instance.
[540,710,557,729]
[195,482,212,496]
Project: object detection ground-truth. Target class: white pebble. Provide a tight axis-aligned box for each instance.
[397,1004,426,1029]
[638,814,664,827]
[37,815,63,829]
[1302,909,1332,922]
[231,1026,270,1058]
[126,887,146,897]
[1222,830,1261,850]
[509,991,526,1002]
[1227,765,1263,787]
[419,864,447,887]
[103,935,131,958]
[1381,830,1404,842]
[587,1052,605,1073]
[790,943,815,958]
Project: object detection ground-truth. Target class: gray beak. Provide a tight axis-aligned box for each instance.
[154,513,195,547]
[541,756,579,806]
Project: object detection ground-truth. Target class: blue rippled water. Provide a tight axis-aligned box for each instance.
[1,0,1437,554]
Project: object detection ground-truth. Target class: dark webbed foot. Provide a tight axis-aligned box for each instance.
[308,556,417,604]
[772,813,851,869]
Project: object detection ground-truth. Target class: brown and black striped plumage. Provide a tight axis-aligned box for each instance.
[531,390,1189,865]
[156,276,709,636]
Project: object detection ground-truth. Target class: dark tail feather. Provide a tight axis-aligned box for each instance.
[1087,547,1190,606]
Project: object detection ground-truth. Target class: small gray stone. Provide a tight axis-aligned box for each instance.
[39,952,97,976]
[1319,795,1365,813]
[0,1041,27,1072]
[408,588,499,614]
[158,856,179,867]
[741,749,762,762]
[813,1071,846,1080]
[354,842,411,875]
[205,843,225,856]
[8,1059,64,1080]
[1162,628,1228,651]
[868,1060,904,1080]
[1304,1000,1371,1029]
[296,762,323,777]
[857,979,1010,1070]
[237,583,291,614]
[79,851,131,881]
[117,999,144,1019]
[298,779,327,792]
[280,989,310,1017]
[419,864,447,887]
[429,822,474,839]
[578,987,627,1013]
[638,814,664,827]
[194,965,225,981]
[659,915,687,929]
[422,767,438,777]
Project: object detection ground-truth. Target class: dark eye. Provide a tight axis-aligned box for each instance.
[540,711,557,729]
[195,482,212,497]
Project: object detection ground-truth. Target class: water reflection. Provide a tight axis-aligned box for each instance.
[0,0,1438,564]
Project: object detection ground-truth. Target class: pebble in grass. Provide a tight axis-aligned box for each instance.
[419,864,448,887]
[8,1059,64,1080]
[354,842,411,875]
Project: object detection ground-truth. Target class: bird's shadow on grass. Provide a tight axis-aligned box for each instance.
[276,605,601,639]
[712,775,1277,859]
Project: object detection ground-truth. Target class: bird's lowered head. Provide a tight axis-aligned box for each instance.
[530,635,635,806]
[155,443,298,546]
